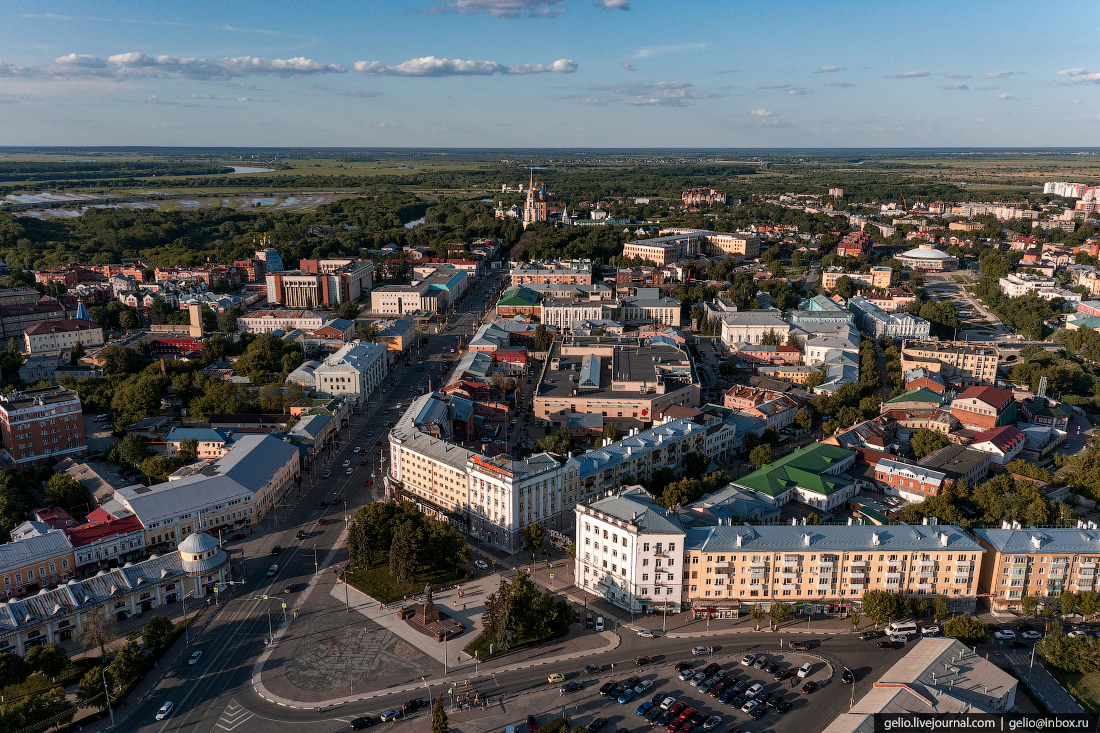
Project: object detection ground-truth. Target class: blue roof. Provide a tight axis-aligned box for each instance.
[973,527,1100,555]
[166,427,231,444]
[687,524,983,554]
[579,353,600,388]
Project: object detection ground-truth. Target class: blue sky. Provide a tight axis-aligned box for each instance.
[1,0,1097,147]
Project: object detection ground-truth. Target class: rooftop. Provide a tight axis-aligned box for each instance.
[885,387,944,405]
[581,486,685,535]
[917,444,989,479]
[23,318,102,336]
[686,523,982,553]
[734,442,855,499]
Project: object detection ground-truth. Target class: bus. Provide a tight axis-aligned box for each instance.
[886,621,918,637]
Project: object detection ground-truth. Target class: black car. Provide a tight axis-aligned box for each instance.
[749,706,767,721]
[773,668,789,681]
[675,661,693,672]
[878,641,901,650]
[690,712,707,726]
[402,699,423,712]
[651,691,667,705]
[587,718,608,732]
[350,716,376,730]
[599,682,618,696]
[767,694,782,708]
[574,611,581,624]
[657,712,674,727]
[841,669,855,684]
[775,699,792,714]
[645,706,663,723]
[1009,640,1027,649]
[561,681,583,694]
[859,631,883,641]
[624,676,641,689]
[585,664,603,674]
[756,692,773,707]
[296,530,307,540]
[702,663,721,677]
[319,501,328,509]
[270,545,281,556]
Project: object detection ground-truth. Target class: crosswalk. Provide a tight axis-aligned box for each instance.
[214,700,254,732]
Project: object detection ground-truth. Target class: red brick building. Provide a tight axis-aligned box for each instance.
[836,231,873,258]
[0,386,86,468]
[950,386,1016,432]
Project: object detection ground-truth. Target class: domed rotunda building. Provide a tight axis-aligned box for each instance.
[896,245,958,271]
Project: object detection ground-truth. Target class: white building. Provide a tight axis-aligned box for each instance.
[467,453,563,553]
[23,319,104,354]
[541,297,610,331]
[574,486,687,614]
[314,340,389,400]
[718,312,791,346]
[847,295,931,340]
[237,309,324,334]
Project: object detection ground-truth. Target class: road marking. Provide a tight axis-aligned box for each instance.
[214,700,254,731]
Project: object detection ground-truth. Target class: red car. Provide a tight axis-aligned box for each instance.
[317,518,326,526]
[668,702,687,717]
[678,708,697,723]
[666,723,683,733]
[526,715,538,732]
[800,681,817,694]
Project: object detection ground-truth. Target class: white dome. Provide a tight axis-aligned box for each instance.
[178,532,219,555]
[900,246,952,260]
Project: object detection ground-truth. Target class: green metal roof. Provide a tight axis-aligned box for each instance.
[735,442,855,498]
[497,286,541,307]
[885,387,943,405]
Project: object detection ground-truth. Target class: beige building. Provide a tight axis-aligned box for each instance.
[237,309,324,334]
[622,241,679,266]
[541,296,610,332]
[821,266,893,292]
[23,318,104,354]
[900,340,999,387]
[974,525,1100,615]
[534,337,700,430]
[718,312,791,346]
[684,524,984,615]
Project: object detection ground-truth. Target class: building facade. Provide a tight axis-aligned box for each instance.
[0,387,86,467]
[313,340,389,400]
[237,309,324,334]
[23,318,104,354]
[848,295,931,340]
[900,340,999,387]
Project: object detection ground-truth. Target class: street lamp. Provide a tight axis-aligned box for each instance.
[182,589,196,643]
[101,666,115,726]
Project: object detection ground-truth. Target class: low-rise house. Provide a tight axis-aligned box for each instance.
[732,442,859,513]
[917,444,991,487]
[165,427,237,459]
[23,318,104,354]
[950,385,1016,432]
[968,425,1026,470]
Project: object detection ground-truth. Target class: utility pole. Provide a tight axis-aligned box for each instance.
[102,666,114,726]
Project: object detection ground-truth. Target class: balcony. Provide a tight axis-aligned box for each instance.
[849,569,867,578]
[749,583,763,590]
[849,582,866,590]
[1076,580,1094,590]
[816,580,833,588]
[750,572,766,581]
[887,559,903,567]
[915,583,933,589]
[750,561,768,569]
[1006,591,1023,600]
[953,573,971,583]
[884,581,901,588]
[781,559,800,568]
[849,560,867,567]
[781,578,796,587]
[917,569,935,577]
[780,572,798,579]
[885,572,902,580]
[1010,569,1027,577]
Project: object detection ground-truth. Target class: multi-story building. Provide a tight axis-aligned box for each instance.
[0,297,67,340]
[874,458,947,501]
[717,312,792,346]
[254,246,285,275]
[974,525,1100,615]
[265,258,374,308]
[467,453,563,553]
[534,337,699,431]
[788,295,855,325]
[950,385,1016,432]
[233,258,266,283]
[509,263,593,287]
[858,286,920,313]
[0,386,86,468]
[313,340,389,401]
[821,266,894,292]
[574,487,688,614]
[23,318,104,354]
[369,319,417,356]
[684,524,983,614]
[618,292,682,327]
[968,425,1026,469]
[237,309,324,334]
[165,427,237,459]
[0,532,227,655]
[495,286,542,318]
[836,231,873,258]
[682,188,729,206]
[722,386,800,429]
[900,340,999,388]
[998,272,1059,298]
[918,444,991,487]
[847,295,931,340]
[622,240,681,267]
[895,246,958,271]
[0,527,75,599]
[370,270,468,315]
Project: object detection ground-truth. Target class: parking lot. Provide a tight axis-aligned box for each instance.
[498,648,851,733]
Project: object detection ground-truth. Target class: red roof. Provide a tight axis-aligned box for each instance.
[956,385,1013,410]
[85,507,118,523]
[24,318,101,335]
[971,425,1025,453]
[66,514,144,548]
[32,506,77,529]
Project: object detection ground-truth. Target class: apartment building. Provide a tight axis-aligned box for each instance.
[0,386,86,468]
[860,287,920,313]
[265,259,374,308]
[874,458,947,501]
[0,528,75,599]
[718,312,792,346]
[237,309,324,334]
[622,241,680,267]
[900,340,999,387]
[683,188,729,206]
[467,452,563,553]
[299,257,374,295]
[619,292,682,327]
[821,266,893,292]
[974,526,1100,615]
[918,444,991,487]
[848,295,931,340]
[534,338,700,431]
[509,263,593,286]
[684,524,983,614]
[0,297,67,340]
[836,231,873,258]
[626,230,760,261]
[573,487,688,614]
[23,318,104,354]
[950,386,1016,432]
[313,340,389,400]
[969,425,1026,469]
[722,386,800,429]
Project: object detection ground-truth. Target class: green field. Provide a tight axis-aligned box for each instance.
[344,554,471,604]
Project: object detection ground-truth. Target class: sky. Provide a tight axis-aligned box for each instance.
[0,0,1098,148]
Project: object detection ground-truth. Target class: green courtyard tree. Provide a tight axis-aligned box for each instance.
[769,602,793,629]
[141,615,174,652]
[0,652,28,688]
[749,444,775,469]
[795,409,814,430]
[602,423,622,443]
[43,473,87,513]
[1021,593,1040,617]
[333,301,361,321]
[1061,591,1079,617]
[931,595,949,622]
[533,324,551,352]
[805,513,821,525]
[683,450,708,479]
[432,693,448,733]
[24,643,67,680]
[850,611,861,632]
[861,590,905,627]
[389,520,421,584]
[76,666,112,710]
[107,640,145,690]
[177,437,199,464]
[751,604,765,631]
[942,614,989,647]
[523,523,545,552]
[911,428,949,459]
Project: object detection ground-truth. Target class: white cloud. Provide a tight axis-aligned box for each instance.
[886,70,930,78]
[827,82,855,87]
[816,66,840,73]
[429,0,567,17]
[635,43,708,59]
[593,81,711,106]
[1058,68,1100,84]
[354,56,575,76]
[596,0,630,8]
[943,73,971,79]
[983,70,1021,78]
[622,60,634,72]
[999,93,1013,99]
[786,88,810,95]
[940,83,969,90]
[0,52,345,80]
[749,109,776,116]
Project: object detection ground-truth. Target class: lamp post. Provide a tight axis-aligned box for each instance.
[102,666,115,726]
[182,589,196,644]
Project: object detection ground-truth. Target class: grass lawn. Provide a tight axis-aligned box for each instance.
[1046,666,1100,716]
[462,627,567,662]
[1,656,100,701]
[344,555,471,604]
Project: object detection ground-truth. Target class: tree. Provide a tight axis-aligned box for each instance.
[911,428,949,459]
[70,340,86,365]
[683,450,708,479]
[786,333,803,349]
[931,595,949,622]
[107,639,145,690]
[43,473,87,513]
[833,275,855,300]
[140,456,175,484]
[98,344,140,376]
[1022,593,1040,617]
[77,666,112,710]
[769,602,793,629]
[118,309,139,330]
[333,301,361,321]
[602,422,622,444]
[356,321,379,342]
[116,434,151,468]
[751,603,765,631]
[942,614,989,647]
[804,370,827,390]
[533,324,551,352]
[912,597,927,620]
[795,408,814,430]
[537,426,574,456]
[759,329,781,346]
[861,590,905,627]
[24,643,67,680]
[0,652,29,687]
[177,437,199,464]
[347,517,376,568]
[389,520,420,584]
[805,513,821,525]
[432,693,448,733]
[748,444,775,468]
[142,615,174,652]
[80,612,117,660]
[850,611,861,632]
[523,523,545,552]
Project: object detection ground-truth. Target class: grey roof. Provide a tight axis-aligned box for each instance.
[200,434,298,493]
[319,318,354,332]
[875,637,1016,714]
[917,444,989,479]
[683,484,782,526]
[118,474,253,525]
[178,531,219,554]
[286,413,332,440]
[391,393,476,472]
[563,418,706,480]
[0,529,73,573]
[973,527,1100,555]
[165,427,231,444]
[718,312,789,327]
[685,524,983,554]
[585,486,686,535]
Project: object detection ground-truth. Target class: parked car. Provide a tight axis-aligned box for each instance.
[636,702,654,717]
[1021,630,1043,639]
[595,616,604,632]
[753,656,767,670]
[740,701,759,715]
[155,702,174,721]
[745,683,763,699]
[921,625,940,636]
[587,718,608,732]
[474,560,488,570]
[635,679,654,694]
[617,688,637,704]
[878,641,901,650]
[526,715,539,731]
[634,656,653,665]
[773,668,790,681]
[994,630,1017,640]
[775,699,792,714]
[859,631,883,641]
[740,654,756,667]
[679,668,695,681]
[560,682,583,694]
[702,663,720,677]
[660,697,677,711]
[690,672,706,687]
[599,682,618,696]
[675,661,692,672]
[800,681,818,694]
[349,716,376,729]
[692,646,714,656]
[697,680,715,694]
[797,663,813,679]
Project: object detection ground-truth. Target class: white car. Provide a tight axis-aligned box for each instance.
[993,630,1016,640]
[266,564,278,576]
[741,700,759,714]
[690,672,706,687]
[637,630,655,638]
[745,683,763,698]
[703,716,723,731]
[353,447,361,453]
[345,468,353,475]
[1067,630,1088,639]
[635,679,653,694]
[156,702,174,720]
[691,646,713,656]
[474,560,488,570]
[920,625,940,636]
[188,651,202,665]
[740,654,757,667]
[660,697,677,711]
[342,460,351,468]
[889,634,908,643]
[797,663,813,679]
[1021,630,1042,640]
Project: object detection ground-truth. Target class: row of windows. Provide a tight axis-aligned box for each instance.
[3,558,68,587]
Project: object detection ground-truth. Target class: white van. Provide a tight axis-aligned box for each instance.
[886,621,918,637]
[595,616,604,632]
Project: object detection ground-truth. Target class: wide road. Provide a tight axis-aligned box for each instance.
[125,268,508,733]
